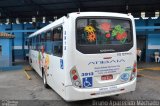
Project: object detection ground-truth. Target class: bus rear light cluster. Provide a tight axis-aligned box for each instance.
[130,62,137,81]
[70,68,81,88]
[73,75,78,80]
[71,70,76,75]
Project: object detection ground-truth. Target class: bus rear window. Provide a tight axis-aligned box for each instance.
[76,18,133,54]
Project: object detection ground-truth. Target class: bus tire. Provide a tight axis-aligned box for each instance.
[42,70,49,88]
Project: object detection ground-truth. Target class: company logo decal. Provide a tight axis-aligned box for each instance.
[120,73,129,81]
[88,59,125,65]
[117,52,132,56]
[125,66,133,71]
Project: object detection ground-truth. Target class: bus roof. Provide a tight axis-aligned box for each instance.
[29,12,133,38]
[28,16,67,38]
[68,12,132,18]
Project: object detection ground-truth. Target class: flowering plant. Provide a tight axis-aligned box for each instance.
[100,22,111,40]
[100,22,111,32]
[84,25,96,42]
[112,25,127,44]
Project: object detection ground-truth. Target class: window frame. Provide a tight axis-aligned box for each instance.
[76,16,134,54]
[29,25,63,57]
[52,26,63,57]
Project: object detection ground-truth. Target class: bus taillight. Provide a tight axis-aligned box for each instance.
[71,70,76,75]
[70,68,81,88]
[73,75,78,80]
[130,62,137,81]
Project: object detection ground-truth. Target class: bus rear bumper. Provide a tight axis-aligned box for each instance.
[65,78,136,101]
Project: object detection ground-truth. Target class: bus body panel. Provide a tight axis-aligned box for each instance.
[29,17,67,99]
[29,50,66,98]
[29,12,137,101]
[64,12,137,100]
[65,78,136,101]
[29,50,42,77]
[74,50,136,87]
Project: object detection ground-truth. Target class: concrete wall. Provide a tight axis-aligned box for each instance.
[135,18,160,62]
[0,38,12,67]
[0,23,48,61]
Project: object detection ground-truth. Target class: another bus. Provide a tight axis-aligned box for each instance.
[28,12,137,101]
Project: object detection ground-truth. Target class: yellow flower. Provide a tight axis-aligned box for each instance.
[87,32,96,42]
[45,55,49,66]
[44,55,49,72]
[84,25,95,33]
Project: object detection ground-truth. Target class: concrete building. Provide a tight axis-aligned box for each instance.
[0,33,14,67]
[136,18,160,62]
[0,0,159,68]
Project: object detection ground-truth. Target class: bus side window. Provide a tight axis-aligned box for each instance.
[45,30,52,54]
[41,32,46,43]
[52,26,63,57]
[36,35,39,51]
[40,32,46,52]
[38,34,41,51]
[32,37,34,50]
[33,36,36,50]
[29,38,32,49]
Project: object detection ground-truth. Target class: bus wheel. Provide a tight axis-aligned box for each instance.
[42,71,49,88]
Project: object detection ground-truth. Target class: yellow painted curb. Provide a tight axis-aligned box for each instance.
[24,66,33,71]
[24,70,31,80]
[137,69,144,71]
[138,67,160,71]
[138,74,160,80]
[145,67,160,71]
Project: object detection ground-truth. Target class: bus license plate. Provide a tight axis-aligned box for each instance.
[101,75,113,80]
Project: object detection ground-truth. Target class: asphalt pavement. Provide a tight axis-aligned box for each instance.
[0,62,160,106]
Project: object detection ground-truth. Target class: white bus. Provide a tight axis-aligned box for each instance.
[28,12,137,101]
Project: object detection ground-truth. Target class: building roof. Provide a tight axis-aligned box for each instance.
[0,0,159,22]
